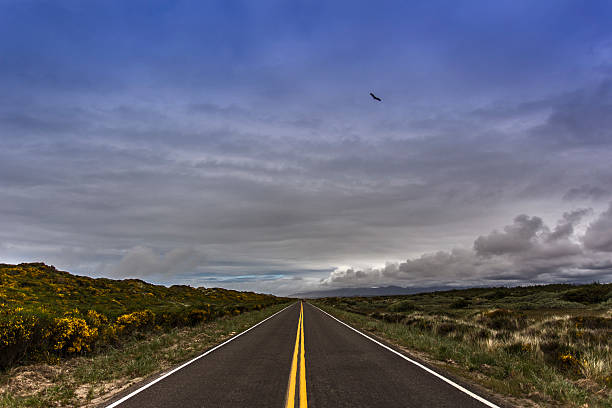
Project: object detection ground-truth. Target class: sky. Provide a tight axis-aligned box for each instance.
[2,0,612,295]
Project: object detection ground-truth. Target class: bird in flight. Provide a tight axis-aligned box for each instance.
[370,92,382,101]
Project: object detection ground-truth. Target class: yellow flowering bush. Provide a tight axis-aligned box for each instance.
[51,316,98,354]
[187,309,208,325]
[114,310,155,335]
[0,308,36,347]
[85,310,108,328]
[0,307,42,368]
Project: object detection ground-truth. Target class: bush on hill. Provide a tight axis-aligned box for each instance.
[561,283,611,304]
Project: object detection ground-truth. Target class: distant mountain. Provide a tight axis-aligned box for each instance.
[291,285,458,298]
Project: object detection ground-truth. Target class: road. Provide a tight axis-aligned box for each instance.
[105,302,500,408]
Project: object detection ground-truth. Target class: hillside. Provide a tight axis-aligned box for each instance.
[0,263,282,317]
[0,263,288,369]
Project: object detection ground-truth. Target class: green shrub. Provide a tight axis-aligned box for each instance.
[436,322,458,336]
[484,289,510,300]
[478,309,526,331]
[450,298,470,309]
[403,316,434,331]
[369,312,405,323]
[561,284,612,304]
[187,309,208,325]
[389,300,420,312]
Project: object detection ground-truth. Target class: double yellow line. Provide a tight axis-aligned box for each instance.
[285,302,307,408]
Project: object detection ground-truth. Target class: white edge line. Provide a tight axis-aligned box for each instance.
[105,302,296,408]
[311,304,501,408]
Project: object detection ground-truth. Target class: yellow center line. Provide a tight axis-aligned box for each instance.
[285,304,301,408]
[299,303,307,408]
[285,302,307,408]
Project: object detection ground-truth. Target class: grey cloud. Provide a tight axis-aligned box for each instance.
[111,246,207,279]
[325,268,375,284]
[532,80,612,147]
[474,215,544,256]
[584,203,612,252]
[323,205,612,288]
[3,78,612,295]
[193,274,284,283]
[2,2,612,297]
[548,209,592,241]
[474,210,589,260]
[322,248,512,287]
[563,185,610,202]
[393,249,509,280]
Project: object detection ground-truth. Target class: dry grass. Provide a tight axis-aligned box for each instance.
[314,285,611,408]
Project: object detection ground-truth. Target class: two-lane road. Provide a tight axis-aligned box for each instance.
[106,302,500,408]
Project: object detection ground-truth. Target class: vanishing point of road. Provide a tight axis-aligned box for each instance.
[105,302,502,408]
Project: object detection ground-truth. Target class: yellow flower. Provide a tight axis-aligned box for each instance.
[114,310,155,335]
[52,316,97,354]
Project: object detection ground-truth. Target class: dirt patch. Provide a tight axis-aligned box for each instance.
[87,377,146,407]
[74,384,93,403]
[0,364,61,396]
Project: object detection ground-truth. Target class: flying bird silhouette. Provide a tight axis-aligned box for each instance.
[370,92,382,101]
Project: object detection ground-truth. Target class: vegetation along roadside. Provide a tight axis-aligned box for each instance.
[0,263,291,407]
[312,283,611,408]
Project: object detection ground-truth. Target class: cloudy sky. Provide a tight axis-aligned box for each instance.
[2,0,612,295]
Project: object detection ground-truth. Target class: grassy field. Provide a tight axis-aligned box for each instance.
[313,283,611,408]
[0,263,289,370]
[0,303,291,407]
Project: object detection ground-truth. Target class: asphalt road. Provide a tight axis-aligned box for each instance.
[105,302,500,408]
